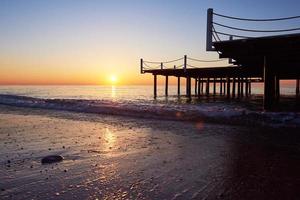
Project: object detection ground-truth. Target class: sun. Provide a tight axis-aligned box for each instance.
[110,75,118,84]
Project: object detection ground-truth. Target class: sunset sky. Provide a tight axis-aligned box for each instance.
[0,0,299,85]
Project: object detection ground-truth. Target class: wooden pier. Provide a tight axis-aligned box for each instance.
[141,58,262,99]
[140,9,300,110]
[212,33,300,109]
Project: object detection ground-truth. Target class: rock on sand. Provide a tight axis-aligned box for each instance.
[41,155,64,164]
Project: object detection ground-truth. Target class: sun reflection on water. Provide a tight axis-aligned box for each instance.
[111,86,116,99]
[104,128,115,151]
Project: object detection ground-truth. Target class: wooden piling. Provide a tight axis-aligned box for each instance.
[263,56,276,110]
[241,78,244,97]
[154,75,157,98]
[232,77,236,98]
[213,78,216,95]
[275,76,280,100]
[165,76,168,96]
[245,78,249,97]
[188,77,191,98]
[201,78,204,93]
[248,79,251,94]
[177,77,180,95]
[237,77,241,97]
[206,78,210,96]
[197,77,201,98]
[195,78,198,95]
[220,78,223,94]
[199,78,202,94]
[226,77,230,98]
[186,77,189,97]
[223,79,226,95]
[187,76,191,98]
[296,79,299,97]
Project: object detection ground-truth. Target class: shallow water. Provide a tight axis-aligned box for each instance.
[0,83,297,102]
[0,85,299,128]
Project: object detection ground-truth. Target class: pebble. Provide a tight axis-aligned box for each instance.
[41,155,64,164]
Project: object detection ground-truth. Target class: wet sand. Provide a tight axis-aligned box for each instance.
[0,104,300,200]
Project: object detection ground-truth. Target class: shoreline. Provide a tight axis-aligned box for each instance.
[0,94,300,129]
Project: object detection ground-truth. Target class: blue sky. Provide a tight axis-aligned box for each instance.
[0,0,299,84]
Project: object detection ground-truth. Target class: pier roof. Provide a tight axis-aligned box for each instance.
[213,33,300,78]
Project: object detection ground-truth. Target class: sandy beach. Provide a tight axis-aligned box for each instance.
[0,104,300,199]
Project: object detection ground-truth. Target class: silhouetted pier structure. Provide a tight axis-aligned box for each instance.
[140,9,300,110]
[141,56,263,99]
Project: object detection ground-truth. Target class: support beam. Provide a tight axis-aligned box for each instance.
[296,79,299,97]
[186,76,191,98]
[241,78,244,97]
[140,59,144,74]
[206,8,214,51]
[249,80,251,94]
[223,79,226,95]
[165,75,168,96]
[186,77,189,97]
[220,78,223,94]
[237,77,241,97]
[154,75,157,98]
[275,76,280,100]
[263,56,276,110]
[213,78,216,95]
[206,78,210,96]
[201,78,204,93]
[177,77,180,96]
[232,78,236,98]
[195,78,198,95]
[226,77,230,98]
[198,77,201,98]
[245,78,249,97]
[188,77,191,98]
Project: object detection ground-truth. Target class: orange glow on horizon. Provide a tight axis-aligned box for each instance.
[0,74,299,86]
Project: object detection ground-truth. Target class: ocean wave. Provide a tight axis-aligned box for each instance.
[0,94,299,128]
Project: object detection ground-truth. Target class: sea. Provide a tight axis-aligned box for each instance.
[0,84,299,127]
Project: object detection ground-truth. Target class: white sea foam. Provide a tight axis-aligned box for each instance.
[0,94,299,128]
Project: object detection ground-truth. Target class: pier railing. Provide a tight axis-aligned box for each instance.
[140,55,230,74]
[206,8,300,50]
